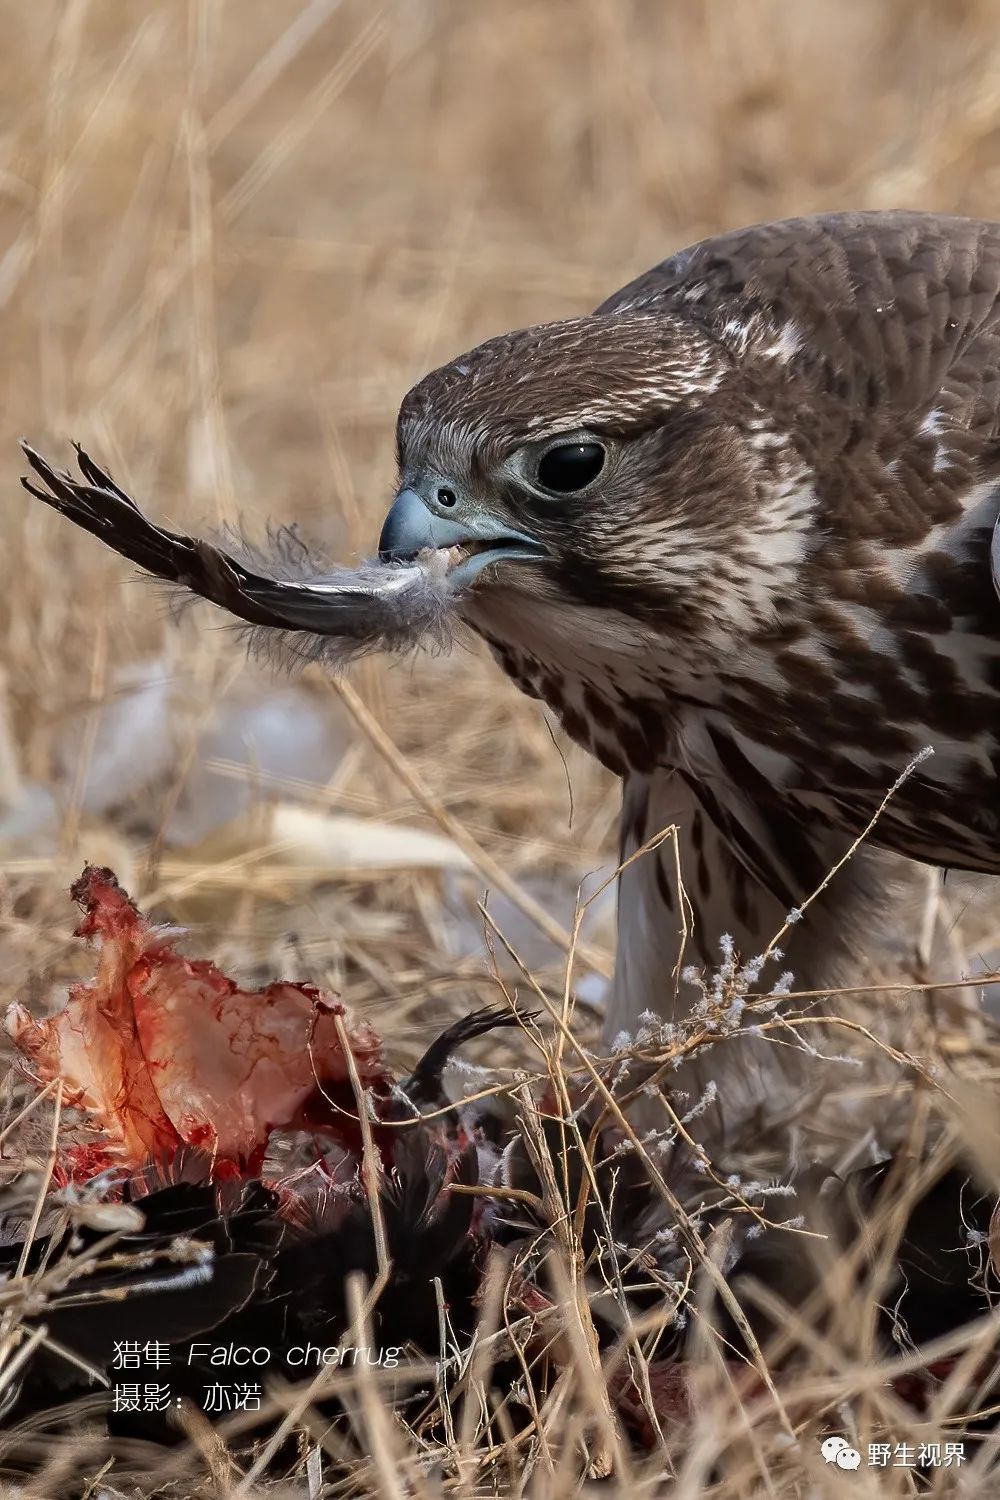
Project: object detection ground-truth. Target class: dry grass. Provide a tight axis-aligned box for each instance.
[6,1,1000,1494]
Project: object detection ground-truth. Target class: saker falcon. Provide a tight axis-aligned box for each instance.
[18,210,1000,1105]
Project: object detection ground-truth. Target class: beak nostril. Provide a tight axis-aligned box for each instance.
[437,487,458,509]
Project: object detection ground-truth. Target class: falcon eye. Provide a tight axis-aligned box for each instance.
[535,441,605,494]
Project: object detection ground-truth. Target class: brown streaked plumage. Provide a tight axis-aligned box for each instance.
[19,211,1000,1128]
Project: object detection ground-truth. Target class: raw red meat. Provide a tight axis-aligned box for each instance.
[7,866,389,1178]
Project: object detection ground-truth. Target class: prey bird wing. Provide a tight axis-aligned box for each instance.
[19,441,457,663]
[22,441,297,628]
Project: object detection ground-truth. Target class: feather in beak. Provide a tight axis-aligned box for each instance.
[19,441,469,669]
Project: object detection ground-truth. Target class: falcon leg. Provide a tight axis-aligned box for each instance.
[605,768,956,1158]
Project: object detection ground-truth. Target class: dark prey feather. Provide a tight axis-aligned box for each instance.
[398,1004,531,1115]
[19,442,461,667]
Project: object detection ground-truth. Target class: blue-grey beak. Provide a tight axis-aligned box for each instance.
[378,486,546,587]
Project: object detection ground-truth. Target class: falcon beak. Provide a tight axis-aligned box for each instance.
[378,486,546,587]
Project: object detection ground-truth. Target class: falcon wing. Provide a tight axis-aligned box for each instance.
[600,210,1000,438]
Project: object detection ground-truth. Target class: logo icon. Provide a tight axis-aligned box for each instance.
[821,1436,862,1470]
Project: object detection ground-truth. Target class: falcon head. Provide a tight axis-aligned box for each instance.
[380,312,809,668]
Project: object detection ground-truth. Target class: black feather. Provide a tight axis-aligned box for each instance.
[20,441,462,666]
